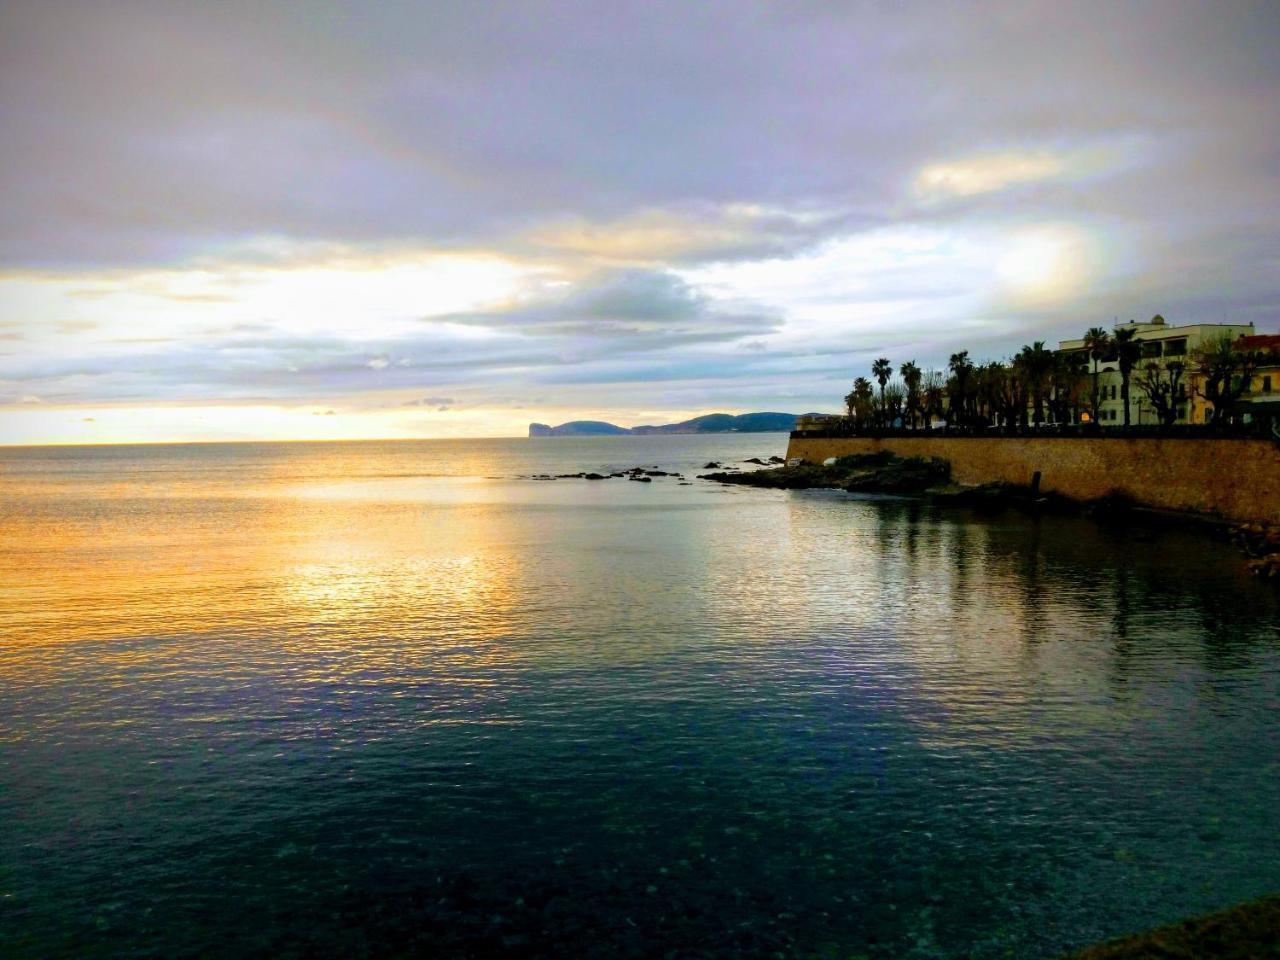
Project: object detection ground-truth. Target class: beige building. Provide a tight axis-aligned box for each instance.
[1059,317,1256,425]
[1235,334,1280,418]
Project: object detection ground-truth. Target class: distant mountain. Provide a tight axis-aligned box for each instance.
[632,412,804,434]
[528,420,632,437]
[528,412,810,437]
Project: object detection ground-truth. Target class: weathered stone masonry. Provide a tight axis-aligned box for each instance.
[786,435,1280,523]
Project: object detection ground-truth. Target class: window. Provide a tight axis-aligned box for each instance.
[1264,375,1273,394]
[1141,340,1162,358]
[1164,339,1187,356]
[1177,406,1187,421]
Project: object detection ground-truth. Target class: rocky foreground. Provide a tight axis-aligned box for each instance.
[699,451,1071,510]
[699,451,949,494]
[1231,522,1280,581]
[1063,894,1280,959]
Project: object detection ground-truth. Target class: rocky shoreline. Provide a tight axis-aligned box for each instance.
[1231,522,1280,582]
[517,452,1277,584]
[698,451,1073,509]
[699,452,1280,583]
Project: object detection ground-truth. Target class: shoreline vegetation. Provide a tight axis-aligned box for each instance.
[827,322,1277,437]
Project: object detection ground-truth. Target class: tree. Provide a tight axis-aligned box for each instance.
[1191,335,1265,426]
[899,361,923,429]
[947,351,974,426]
[883,383,905,426]
[1083,326,1111,421]
[845,377,875,428]
[1135,360,1186,428]
[977,363,1018,430]
[1113,327,1143,426]
[871,358,893,423]
[1015,341,1055,425]
[1051,350,1090,424]
[922,370,945,429]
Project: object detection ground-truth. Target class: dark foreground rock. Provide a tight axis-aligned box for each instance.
[699,452,950,496]
[1063,894,1280,959]
[1231,522,1280,582]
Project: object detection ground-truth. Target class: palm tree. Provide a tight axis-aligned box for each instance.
[1054,350,1090,424]
[845,377,875,428]
[1113,327,1143,426]
[1016,341,1055,425]
[1082,326,1111,421]
[899,360,922,429]
[975,361,1006,427]
[947,350,973,426]
[922,370,945,429]
[871,358,893,423]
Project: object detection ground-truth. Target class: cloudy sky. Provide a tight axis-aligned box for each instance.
[2,1,1277,443]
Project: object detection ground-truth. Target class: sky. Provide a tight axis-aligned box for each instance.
[2,1,1278,444]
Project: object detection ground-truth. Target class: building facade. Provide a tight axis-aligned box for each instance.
[1058,317,1256,425]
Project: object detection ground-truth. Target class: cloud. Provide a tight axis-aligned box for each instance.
[2,2,1278,439]
[4,2,1275,272]
[521,203,852,266]
[439,268,781,347]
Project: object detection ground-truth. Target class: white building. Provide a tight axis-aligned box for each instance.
[1058,317,1255,425]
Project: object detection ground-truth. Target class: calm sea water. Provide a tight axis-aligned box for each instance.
[2,436,1278,959]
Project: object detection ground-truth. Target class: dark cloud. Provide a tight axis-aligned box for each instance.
[3,2,1277,271]
[440,268,781,346]
[2,2,1278,428]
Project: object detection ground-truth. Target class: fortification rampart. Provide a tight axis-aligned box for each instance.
[785,435,1280,523]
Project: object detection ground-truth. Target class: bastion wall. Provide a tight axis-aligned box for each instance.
[785,435,1280,523]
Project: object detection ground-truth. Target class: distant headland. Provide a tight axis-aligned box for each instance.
[528,412,812,437]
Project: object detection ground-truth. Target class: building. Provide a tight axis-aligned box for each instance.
[1236,333,1280,404]
[1235,333,1280,429]
[1058,316,1255,425]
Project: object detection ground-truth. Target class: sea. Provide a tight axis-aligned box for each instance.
[2,435,1278,959]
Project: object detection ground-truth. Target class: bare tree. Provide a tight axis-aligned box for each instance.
[1135,360,1186,428]
[1191,335,1264,425]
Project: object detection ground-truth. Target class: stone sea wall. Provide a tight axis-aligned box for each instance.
[786,435,1280,522]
